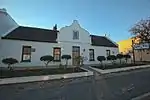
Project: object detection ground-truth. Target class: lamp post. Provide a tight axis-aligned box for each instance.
[132,40,135,64]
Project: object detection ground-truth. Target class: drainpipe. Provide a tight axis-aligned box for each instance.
[132,40,135,64]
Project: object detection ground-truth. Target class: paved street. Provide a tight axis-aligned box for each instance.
[1,68,150,100]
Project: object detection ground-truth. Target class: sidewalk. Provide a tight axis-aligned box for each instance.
[0,67,93,85]
[89,64,150,74]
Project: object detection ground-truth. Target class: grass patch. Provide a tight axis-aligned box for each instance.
[0,67,86,78]
[92,63,146,70]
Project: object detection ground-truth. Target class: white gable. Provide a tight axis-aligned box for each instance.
[0,8,19,37]
[58,20,91,44]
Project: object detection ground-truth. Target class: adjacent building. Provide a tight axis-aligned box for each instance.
[0,9,119,67]
[117,38,133,54]
[118,38,150,61]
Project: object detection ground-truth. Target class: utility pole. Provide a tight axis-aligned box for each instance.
[132,40,135,64]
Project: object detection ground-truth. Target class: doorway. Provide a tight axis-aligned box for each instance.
[72,46,80,65]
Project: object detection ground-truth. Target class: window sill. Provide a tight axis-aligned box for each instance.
[89,60,95,61]
[21,60,31,62]
[73,39,79,40]
[53,60,61,62]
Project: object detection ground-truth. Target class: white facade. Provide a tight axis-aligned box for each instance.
[58,20,118,65]
[0,9,119,67]
[58,20,91,44]
[0,39,60,67]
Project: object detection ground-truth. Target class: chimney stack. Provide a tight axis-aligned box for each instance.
[53,24,57,31]
[0,8,7,13]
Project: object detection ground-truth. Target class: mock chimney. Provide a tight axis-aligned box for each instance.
[0,8,7,13]
[53,24,57,31]
[0,8,19,37]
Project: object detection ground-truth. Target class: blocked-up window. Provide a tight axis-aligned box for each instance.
[73,30,79,40]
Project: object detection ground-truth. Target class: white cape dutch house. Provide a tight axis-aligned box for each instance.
[0,9,119,67]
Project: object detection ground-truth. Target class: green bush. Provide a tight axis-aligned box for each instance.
[107,55,117,64]
[40,55,54,67]
[97,56,106,66]
[75,56,84,66]
[61,55,71,68]
[116,54,124,64]
[123,54,131,63]
[2,58,18,70]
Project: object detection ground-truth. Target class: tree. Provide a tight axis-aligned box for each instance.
[129,18,150,43]
[123,54,131,63]
[75,56,84,67]
[61,55,71,69]
[97,56,106,66]
[40,55,54,67]
[2,58,18,70]
[116,54,124,64]
[107,55,117,64]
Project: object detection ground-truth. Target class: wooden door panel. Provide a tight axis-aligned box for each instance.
[72,46,80,65]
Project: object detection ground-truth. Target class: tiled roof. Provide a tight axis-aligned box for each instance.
[2,26,58,43]
[2,26,118,48]
[90,35,118,47]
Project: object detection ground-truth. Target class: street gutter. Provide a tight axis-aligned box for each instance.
[89,64,150,74]
[131,92,150,100]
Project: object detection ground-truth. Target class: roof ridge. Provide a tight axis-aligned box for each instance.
[91,34,118,47]
[2,26,58,43]
[20,26,58,32]
[104,36,118,46]
[90,34,104,37]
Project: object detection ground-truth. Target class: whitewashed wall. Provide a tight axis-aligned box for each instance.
[59,42,91,65]
[0,39,90,67]
[58,42,119,65]
[85,46,119,65]
[58,20,119,65]
[58,20,91,44]
[58,20,92,65]
[0,19,119,67]
[0,39,61,67]
[0,39,119,67]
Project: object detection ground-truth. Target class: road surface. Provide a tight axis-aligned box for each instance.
[0,68,150,100]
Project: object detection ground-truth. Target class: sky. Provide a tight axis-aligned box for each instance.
[1,0,150,42]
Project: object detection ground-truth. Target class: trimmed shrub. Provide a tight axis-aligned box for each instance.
[116,54,124,64]
[2,58,18,70]
[97,56,106,66]
[107,55,117,64]
[40,55,54,67]
[61,55,71,68]
[123,54,131,63]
